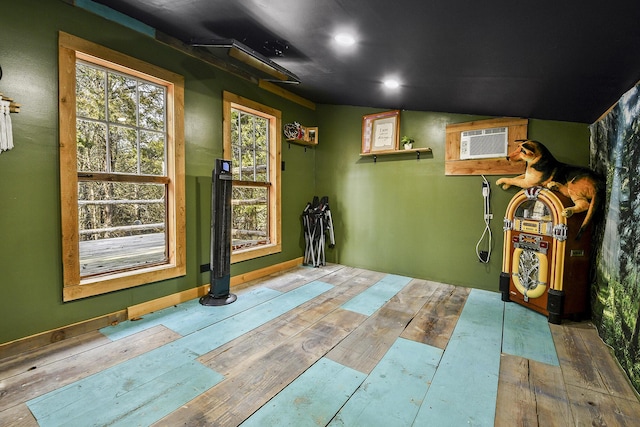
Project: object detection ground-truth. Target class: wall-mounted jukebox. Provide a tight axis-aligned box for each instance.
[500,187,592,323]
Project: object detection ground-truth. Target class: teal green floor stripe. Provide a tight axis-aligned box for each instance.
[100,287,282,340]
[341,274,412,316]
[27,345,223,427]
[414,289,504,426]
[329,338,443,427]
[240,358,367,427]
[502,302,559,366]
[174,280,333,356]
[28,281,332,427]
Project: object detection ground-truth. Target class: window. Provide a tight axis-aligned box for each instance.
[59,32,185,301]
[223,91,281,263]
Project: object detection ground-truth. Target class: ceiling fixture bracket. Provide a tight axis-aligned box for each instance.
[190,38,300,84]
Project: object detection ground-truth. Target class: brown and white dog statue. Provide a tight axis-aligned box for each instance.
[496,140,603,239]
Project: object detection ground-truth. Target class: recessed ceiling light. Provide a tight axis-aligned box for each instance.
[334,33,355,46]
[383,79,400,89]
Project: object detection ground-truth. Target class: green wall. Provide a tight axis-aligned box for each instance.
[0,0,591,345]
[0,0,315,344]
[315,105,590,290]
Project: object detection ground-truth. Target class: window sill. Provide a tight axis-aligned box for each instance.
[63,263,186,302]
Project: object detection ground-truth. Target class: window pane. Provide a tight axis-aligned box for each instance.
[139,83,165,131]
[78,181,166,276]
[242,112,257,181]
[76,63,106,120]
[108,74,137,126]
[232,186,268,250]
[77,119,107,172]
[109,126,138,173]
[140,131,165,175]
[231,144,242,180]
[255,149,268,182]
[231,109,270,183]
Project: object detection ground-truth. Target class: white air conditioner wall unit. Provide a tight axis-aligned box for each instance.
[460,127,508,160]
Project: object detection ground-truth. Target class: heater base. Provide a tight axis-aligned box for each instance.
[199,293,237,306]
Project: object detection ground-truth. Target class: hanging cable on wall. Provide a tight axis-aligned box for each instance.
[476,175,492,263]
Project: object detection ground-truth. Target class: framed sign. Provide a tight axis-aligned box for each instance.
[361,110,400,154]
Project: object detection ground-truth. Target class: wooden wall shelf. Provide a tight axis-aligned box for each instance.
[360,147,432,162]
[286,125,318,147]
[286,137,316,147]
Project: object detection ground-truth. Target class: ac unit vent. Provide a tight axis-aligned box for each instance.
[460,127,508,160]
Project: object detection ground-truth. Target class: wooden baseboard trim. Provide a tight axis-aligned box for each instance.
[230,256,304,288]
[0,257,303,359]
[0,310,127,360]
[127,285,210,320]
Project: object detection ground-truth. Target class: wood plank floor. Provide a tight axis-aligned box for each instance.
[1,264,639,426]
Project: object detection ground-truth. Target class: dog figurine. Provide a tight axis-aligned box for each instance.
[496,140,602,239]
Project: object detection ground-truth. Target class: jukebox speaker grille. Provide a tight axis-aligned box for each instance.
[517,250,540,291]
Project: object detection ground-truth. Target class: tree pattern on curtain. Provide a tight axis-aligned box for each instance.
[590,82,640,393]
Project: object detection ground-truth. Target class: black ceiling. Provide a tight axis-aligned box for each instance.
[95,0,640,123]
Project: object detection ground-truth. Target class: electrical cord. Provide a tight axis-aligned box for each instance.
[476,175,492,263]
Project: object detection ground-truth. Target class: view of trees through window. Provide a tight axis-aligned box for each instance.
[76,61,168,276]
[230,108,270,251]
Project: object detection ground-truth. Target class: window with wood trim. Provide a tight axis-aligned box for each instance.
[59,32,185,301]
[223,91,281,263]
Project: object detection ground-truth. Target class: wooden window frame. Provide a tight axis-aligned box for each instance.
[59,32,185,301]
[222,91,282,263]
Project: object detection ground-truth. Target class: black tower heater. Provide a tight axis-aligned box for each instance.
[200,159,237,306]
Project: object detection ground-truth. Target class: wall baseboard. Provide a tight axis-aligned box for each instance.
[0,257,303,359]
[0,310,127,360]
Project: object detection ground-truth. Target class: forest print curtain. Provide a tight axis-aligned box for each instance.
[590,82,640,393]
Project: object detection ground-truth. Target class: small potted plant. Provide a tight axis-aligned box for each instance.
[401,136,414,150]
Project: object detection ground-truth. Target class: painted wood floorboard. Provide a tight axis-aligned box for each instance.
[502,302,559,366]
[415,288,504,426]
[174,280,333,355]
[100,286,282,340]
[329,338,443,426]
[27,345,223,427]
[341,274,413,316]
[240,358,367,427]
[26,280,333,427]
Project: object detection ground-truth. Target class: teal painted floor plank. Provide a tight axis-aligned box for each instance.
[28,282,332,426]
[100,286,282,340]
[341,274,412,316]
[241,358,367,427]
[68,361,221,427]
[28,344,222,426]
[415,289,504,427]
[100,299,200,340]
[164,287,282,336]
[502,302,559,366]
[161,280,333,356]
[329,338,443,427]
